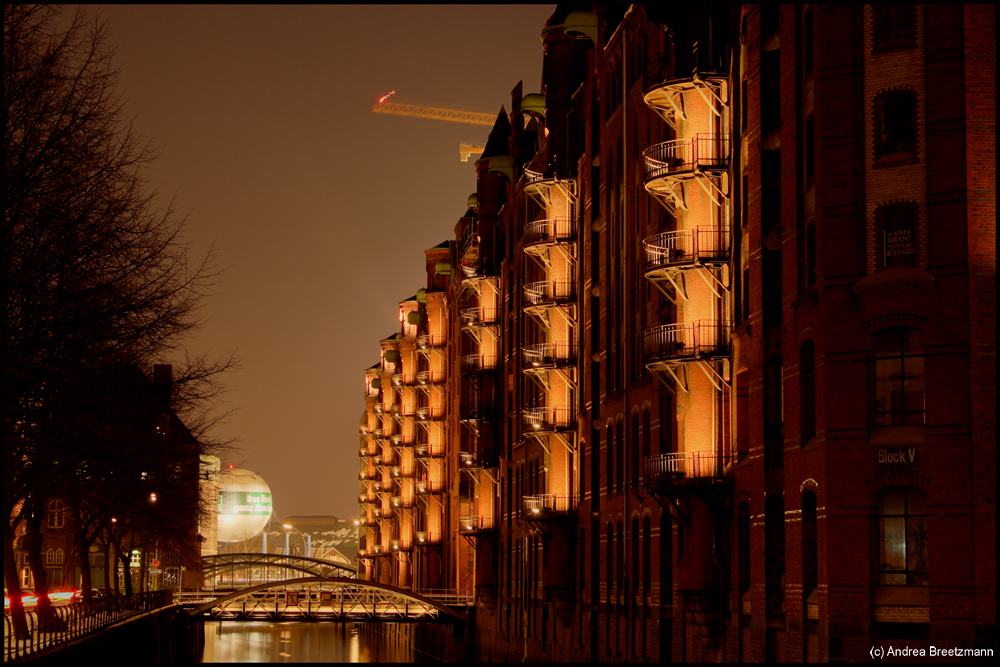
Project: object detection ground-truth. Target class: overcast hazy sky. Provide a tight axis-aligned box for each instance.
[97,5,553,520]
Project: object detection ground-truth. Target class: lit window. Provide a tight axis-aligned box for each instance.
[46,548,55,566]
[47,499,66,529]
[55,549,64,565]
[875,327,925,426]
[878,487,928,585]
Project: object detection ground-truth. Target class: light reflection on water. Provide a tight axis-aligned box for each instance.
[200,621,418,663]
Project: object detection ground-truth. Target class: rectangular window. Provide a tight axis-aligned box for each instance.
[878,487,928,585]
[881,206,916,269]
[875,328,925,426]
[874,5,916,51]
[805,116,815,181]
[877,93,915,159]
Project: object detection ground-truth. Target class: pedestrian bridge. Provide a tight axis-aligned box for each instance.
[202,552,358,583]
[179,577,468,622]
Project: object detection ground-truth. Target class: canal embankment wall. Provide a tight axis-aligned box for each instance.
[356,607,474,663]
[23,605,204,663]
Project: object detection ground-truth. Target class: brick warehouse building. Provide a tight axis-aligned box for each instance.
[356,5,995,662]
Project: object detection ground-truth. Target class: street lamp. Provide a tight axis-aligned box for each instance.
[282,523,309,557]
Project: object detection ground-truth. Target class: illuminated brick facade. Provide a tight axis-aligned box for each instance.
[357,4,994,661]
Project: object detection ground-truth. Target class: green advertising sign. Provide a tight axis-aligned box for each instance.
[218,490,273,515]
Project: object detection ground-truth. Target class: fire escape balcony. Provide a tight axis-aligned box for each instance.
[523,170,578,210]
[460,306,500,329]
[414,532,443,546]
[643,134,730,214]
[416,370,446,387]
[460,450,498,470]
[522,406,575,434]
[644,227,730,275]
[373,506,393,520]
[416,334,446,350]
[392,373,417,387]
[461,353,499,374]
[459,404,494,427]
[459,515,497,535]
[391,494,417,509]
[644,320,731,366]
[644,452,734,489]
[523,342,577,371]
[416,405,445,422]
[414,444,445,460]
[523,280,576,314]
[415,478,447,495]
[389,538,413,553]
[523,218,577,256]
[522,494,578,520]
[643,52,729,131]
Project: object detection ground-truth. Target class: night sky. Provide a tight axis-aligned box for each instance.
[97,5,553,521]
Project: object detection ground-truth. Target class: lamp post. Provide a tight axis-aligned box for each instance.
[282,523,308,557]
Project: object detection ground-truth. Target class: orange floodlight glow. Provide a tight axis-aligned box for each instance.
[378,90,396,104]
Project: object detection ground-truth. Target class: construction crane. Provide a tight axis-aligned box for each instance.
[373,93,491,161]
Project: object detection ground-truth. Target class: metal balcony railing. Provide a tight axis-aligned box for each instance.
[522,406,575,432]
[523,494,577,516]
[523,280,576,307]
[644,227,730,271]
[460,306,500,327]
[461,353,499,373]
[416,405,445,421]
[643,134,729,182]
[416,370,446,386]
[644,320,731,363]
[416,478,447,494]
[389,538,413,552]
[414,532,443,546]
[416,334,446,349]
[524,218,576,248]
[523,342,577,368]
[643,452,733,483]
[459,450,497,469]
[459,515,497,533]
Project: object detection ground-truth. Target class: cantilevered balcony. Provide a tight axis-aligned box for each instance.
[523,342,577,370]
[522,406,575,434]
[643,452,733,488]
[644,227,730,278]
[415,405,445,422]
[523,218,576,255]
[461,353,499,374]
[523,170,578,210]
[460,450,497,470]
[391,494,417,509]
[523,494,578,519]
[415,478,447,495]
[416,370,446,386]
[416,334,446,350]
[458,515,497,535]
[643,52,729,131]
[392,373,416,387]
[389,538,413,553]
[523,280,576,313]
[460,306,500,329]
[414,532,443,546]
[644,134,729,183]
[644,320,731,366]
[414,444,445,459]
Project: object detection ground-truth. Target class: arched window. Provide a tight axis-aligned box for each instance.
[46,548,55,566]
[630,414,640,488]
[874,327,925,426]
[55,549,64,565]
[878,487,929,585]
[800,341,816,446]
[642,517,651,596]
[642,411,651,481]
[631,518,640,595]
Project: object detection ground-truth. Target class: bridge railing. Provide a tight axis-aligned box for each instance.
[3,590,172,662]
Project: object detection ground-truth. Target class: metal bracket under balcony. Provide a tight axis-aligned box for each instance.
[523,170,578,210]
[414,532,443,548]
[523,218,577,267]
[414,444,444,460]
[459,451,499,484]
[415,479,447,495]
[388,538,413,554]
[643,55,729,130]
[643,134,730,214]
[415,406,445,427]
[392,373,417,387]
[644,321,732,392]
[416,334,447,357]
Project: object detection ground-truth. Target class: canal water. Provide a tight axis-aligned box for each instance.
[200,621,427,663]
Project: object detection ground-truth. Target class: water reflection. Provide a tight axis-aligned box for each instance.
[201,621,418,663]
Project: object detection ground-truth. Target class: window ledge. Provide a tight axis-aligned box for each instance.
[869,425,925,447]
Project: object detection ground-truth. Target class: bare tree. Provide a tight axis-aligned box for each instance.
[5,5,234,630]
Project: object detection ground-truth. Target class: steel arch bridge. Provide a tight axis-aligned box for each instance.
[183,576,467,622]
[202,553,357,584]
